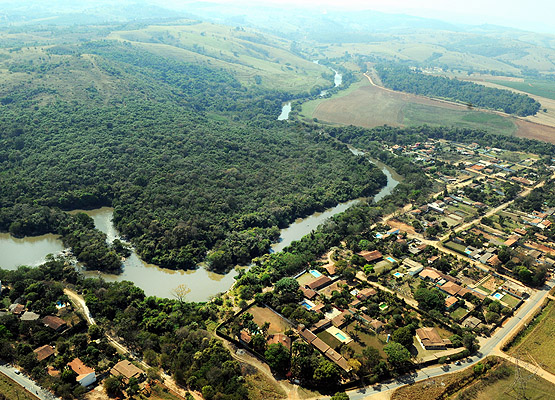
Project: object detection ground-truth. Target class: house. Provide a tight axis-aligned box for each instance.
[43,315,67,332]
[21,311,40,321]
[488,255,501,267]
[419,268,442,281]
[312,337,331,354]
[306,276,332,291]
[369,319,385,333]
[34,345,55,362]
[445,296,458,310]
[311,318,332,333]
[324,348,351,372]
[514,228,527,236]
[403,258,424,275]
[479,253,494,265]
[47,366,61,378]
[501,281,527,299]
[267,333,292,350]
[67,358,96,387]
[415,327,452,350]
[298,328,317,344]
[462,316,482,330]
[359,250,383,263]
[439,281,464,297]
[239,330,252,345]
[110,360,144,383]
[356,287,377,300]
[300,286,318,300]
[504,236,519,248]
[324,263,337,276]
[331,310,352,328]
[9,303,24,315]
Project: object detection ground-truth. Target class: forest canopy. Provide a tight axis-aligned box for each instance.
[375,64,541,116]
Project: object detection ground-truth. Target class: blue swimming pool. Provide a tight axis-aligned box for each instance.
[386,256,396,263]
[493,292,503,300]
[301,301,314,310]
[335,332,347,341]
[309,269,322,278]
[393,272,403,278]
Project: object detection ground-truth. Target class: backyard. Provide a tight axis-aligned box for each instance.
[249,306,293,335]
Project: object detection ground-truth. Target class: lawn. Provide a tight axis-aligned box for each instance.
[317,330,343,349]
[444,241,466,254]
[500,293,521,309]
[249,306,292,335]
[449,307,468,322]
[508,300,555,374]
[0,372,38,400]
[344,322,387,358]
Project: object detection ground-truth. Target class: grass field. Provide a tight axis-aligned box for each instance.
[249,306,292,335]
[500,293,521,309]
[245,372,287,400]
[488,79,555,101]
[304,77,518,136]
[344,322,388,358]
[451,362,555,400]
[0,372,38,400]
[444,241,467,254]
[450,307,468,322]
[508,300,555,374]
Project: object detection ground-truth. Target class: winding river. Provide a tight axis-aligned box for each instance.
[0,154,400,301]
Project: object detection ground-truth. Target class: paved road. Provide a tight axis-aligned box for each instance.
[0,364,61,400]
[342,279,555,400]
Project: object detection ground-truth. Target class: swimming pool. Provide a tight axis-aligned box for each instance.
[301,300,315,310]
[493,292,503,300]
[393,272,403,278]
[386,256,397,263]
[309,269,322,278]
[335,332,347,341]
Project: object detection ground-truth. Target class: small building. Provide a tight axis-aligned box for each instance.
[300,286,318,300]
[356,287,377,300]
[324,348,351,372]
[239,330,252,345]
[298,328,317,344]
[42,315,67,332]
[369,319,385,333]
[21,311,40,322]
[403,258,424,275]
[110,360,144,383]
[311,337,331,354]
[501,281,527,299]
[419,268,442,281]
[306,276,332,291]
[68,358,96,387]
[311,318,332,333]
[359,250,383,263]
[9,303,25,315]
[267,333,292,350]
[34,345,55,362]
[331,310,351,328]
[445,296,458,310]
[439,281,464,297]
[415,327,452,350]
[462,316,482,330]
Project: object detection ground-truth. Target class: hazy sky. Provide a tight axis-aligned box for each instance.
[188,0,555,34]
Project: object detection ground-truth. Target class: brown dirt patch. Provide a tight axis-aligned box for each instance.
[249,306,292,334]
[387,219,416,234]
[514,119,555,144]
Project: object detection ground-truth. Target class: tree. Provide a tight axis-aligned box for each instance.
[414,287,445,312]
[313,359,341,387]
[331,392,349,400]
[104,376,124,397]
[172,284,191,304]
[392,326,413,349]
[384,342,411,368]
[274,277,300,294]
[202,385,216,400]
[265,343,290,374]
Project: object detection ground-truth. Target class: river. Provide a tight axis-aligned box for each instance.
[0,155,399,301]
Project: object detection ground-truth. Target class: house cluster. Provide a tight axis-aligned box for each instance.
[6,302,68,331]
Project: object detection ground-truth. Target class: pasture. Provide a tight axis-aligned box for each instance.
[508,300,555,374]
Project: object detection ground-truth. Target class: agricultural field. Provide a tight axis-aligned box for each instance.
[508,300,555,374]
[488,79,555,101]
[302,77,519,137]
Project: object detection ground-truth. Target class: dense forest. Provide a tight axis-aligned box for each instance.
[0,40,386,272]
[375,64,541,116]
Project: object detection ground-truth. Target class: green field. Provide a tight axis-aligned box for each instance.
[0,372,38,400]
[402,103,517,136]
[444,241,467,254]
[508,300,555,374]
[500,293,521,309]
[489,79,555,100]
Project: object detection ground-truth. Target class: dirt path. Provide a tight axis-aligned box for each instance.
[221,341,297,399]
[64,288,200,400]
